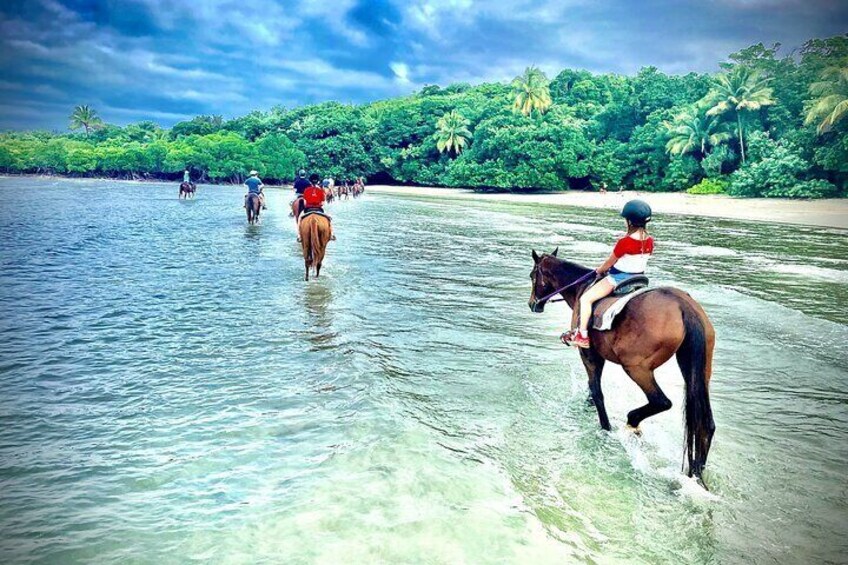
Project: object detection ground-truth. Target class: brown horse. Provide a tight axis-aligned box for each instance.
[291,197,304,222]
[299,213,332,280]
[179,181,195,199]
[246,193,261,225]
[529,249,716,487]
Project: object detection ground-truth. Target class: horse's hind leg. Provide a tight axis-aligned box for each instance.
[623,366,672,431]
[580,348,610,430]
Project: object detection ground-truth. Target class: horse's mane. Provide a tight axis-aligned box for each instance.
[545,256,593,284]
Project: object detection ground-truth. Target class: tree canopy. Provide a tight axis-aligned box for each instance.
[2,35,846,198]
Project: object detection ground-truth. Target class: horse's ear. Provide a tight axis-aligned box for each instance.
[532,249,540,264]
[552,247,559,257]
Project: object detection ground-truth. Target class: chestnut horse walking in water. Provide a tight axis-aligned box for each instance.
[246,193,261,225]
[291,197,304,223]
[529,249,716,487]
[299,213,332,280]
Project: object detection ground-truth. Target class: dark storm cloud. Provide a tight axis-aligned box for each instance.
[0,0,845,130]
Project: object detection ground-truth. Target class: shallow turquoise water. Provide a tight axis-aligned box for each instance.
[0,178,846,563]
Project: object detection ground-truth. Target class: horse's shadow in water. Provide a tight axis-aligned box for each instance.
[244,223,262,240]
[302,283,338,350]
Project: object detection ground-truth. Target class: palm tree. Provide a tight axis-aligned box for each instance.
[434,110,472,156]
[664,108,732,157]
[69,105,104,136]
[804,62,848,135]
[704,67,774,162]
[511,66,552,117]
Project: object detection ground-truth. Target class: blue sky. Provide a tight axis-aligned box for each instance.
[0,0,845,130]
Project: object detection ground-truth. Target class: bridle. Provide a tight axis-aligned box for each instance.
[533,270,596,306]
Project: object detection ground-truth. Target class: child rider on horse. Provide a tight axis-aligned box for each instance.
[564,199,654,349]
[297,174,335,242]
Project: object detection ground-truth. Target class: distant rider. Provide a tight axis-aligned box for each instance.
[292,169,310,218]
[563,199,654,349]
[293,169,310,196]
[244,170,266,210]
[183,169,191,184]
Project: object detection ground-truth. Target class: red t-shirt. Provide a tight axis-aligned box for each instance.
[613,235,654,257]
[303,185,325,208]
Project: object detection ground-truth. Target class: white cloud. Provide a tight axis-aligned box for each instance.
[6,39,51,56]
[131,0,296,45]
[271,57,399,91]
[390,62,411,84]
[101,104,195,122]
[405,0,474,38]
[163,89,248,103]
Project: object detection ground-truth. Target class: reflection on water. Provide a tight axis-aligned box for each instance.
[303,284,335,347]
[0,179,846,564]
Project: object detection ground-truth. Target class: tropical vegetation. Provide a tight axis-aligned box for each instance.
[511,66,553,117]
[1,36,846,198]
[434,110,472,155]
[68,105,104,136]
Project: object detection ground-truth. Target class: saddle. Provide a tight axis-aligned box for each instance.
[300,209,331,221]
[613,275,648,296]
[588,276,653,331]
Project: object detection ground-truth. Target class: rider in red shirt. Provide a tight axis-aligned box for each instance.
[302,184,325,210]
[296,174,334,242]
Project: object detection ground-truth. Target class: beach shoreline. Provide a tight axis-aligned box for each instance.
[3,175,845,229]
[366,185,848,229]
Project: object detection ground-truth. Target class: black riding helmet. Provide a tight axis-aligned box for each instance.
[309,173,320,184]
[621,199,652,227]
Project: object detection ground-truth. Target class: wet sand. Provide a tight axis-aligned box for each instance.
[366,185,848,229]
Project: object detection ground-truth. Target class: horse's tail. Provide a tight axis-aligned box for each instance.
[299,216,312,264]
[247,194,258,223]
[309,217,321,265]
[676,297,716,484]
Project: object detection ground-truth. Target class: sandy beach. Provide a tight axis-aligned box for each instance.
[367,185,848,229]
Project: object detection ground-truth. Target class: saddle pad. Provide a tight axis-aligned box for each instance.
[301,210,331,221]
[592,287,654,331]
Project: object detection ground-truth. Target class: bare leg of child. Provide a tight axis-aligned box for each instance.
[575,278,615,347]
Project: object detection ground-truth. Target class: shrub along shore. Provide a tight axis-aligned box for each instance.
[1,37,846,199]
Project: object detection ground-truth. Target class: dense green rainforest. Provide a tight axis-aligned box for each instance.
[1,37,846,198]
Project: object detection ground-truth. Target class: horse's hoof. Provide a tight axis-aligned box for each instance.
[625,424,642,437]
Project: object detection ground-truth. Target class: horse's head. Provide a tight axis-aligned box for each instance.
[528,247,559,313]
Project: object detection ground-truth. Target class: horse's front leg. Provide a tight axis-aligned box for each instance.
[580,348,610,431]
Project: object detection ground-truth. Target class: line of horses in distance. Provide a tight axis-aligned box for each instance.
[178,177,363,280]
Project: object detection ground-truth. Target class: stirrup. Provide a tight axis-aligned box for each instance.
[560,329,577,345]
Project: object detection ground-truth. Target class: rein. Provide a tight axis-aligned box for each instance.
[535,270,596,305]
